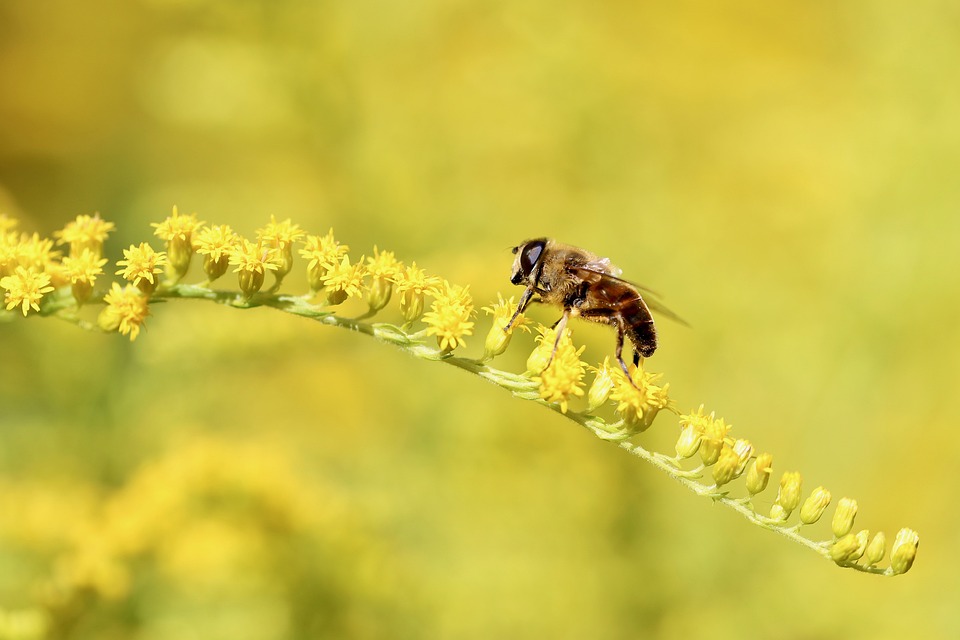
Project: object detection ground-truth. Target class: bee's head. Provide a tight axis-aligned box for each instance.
[510,238,547,286]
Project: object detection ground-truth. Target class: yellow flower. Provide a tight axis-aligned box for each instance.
[321,255,367,305]
[228,237,281,298]
[526,324,559,374]
[61,249,108,305]
[54,213,115,258]
[152,206,205,279]
[12,232,60,272]
[699,415,731,465]
[257,215,304,278]
[609,366,672,433]
[194,224,239,282]
[773,471,803,519]
[300,229,349,291]
[534,329,586,413]
[366,246,402,312]
[0,266,55,316]
[422,280,474,352]
[116,242,168,294]
[481,294,530,360]
[98,283,150,341]
[393,262,442,322]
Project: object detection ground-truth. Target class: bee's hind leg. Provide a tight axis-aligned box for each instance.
[614,323,642,391]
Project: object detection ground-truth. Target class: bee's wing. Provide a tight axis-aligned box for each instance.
[570,266,690,327]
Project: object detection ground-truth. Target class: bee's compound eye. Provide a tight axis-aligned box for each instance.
[519,240,545,275]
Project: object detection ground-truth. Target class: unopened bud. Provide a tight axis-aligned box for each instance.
[831,533,862,565]
[731,439,753,478]
[775,471,803,516]
[587,362,616,411]
[675,424,702,459]
[890,528,919,575]
[745,453,773,495]
[865,532,886,566]
[238,269,265,298]
[400,290,425,322]
[799,486,832,525]
[712,445,739,487]
[831,497,858,538]
[367,276,393,313]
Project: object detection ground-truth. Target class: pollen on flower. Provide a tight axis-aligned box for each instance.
[195,224,239,281]
[54,213,115,258]
[321,255,367,304]
[393,262,442,322]
[534,330,586,413]
[300,229,349,291]
[609,366,672,432]
[0,266,55,316]
[99,283,150,341]
[116,242,168,294]
[422,280,474,351]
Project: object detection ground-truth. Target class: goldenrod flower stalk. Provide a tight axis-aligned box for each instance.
[4,210,920,577]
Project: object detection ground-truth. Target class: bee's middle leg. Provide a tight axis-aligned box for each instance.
[543,308,571,370]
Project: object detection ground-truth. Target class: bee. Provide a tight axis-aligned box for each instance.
[506,238,685,381]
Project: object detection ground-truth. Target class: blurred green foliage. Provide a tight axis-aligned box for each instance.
[1,0,958,638]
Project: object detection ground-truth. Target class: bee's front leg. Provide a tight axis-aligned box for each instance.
[504,286,536,332]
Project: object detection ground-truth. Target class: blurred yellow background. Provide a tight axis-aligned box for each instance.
[1,0,958,638]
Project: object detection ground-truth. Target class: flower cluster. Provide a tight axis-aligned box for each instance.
[0,208,921,576]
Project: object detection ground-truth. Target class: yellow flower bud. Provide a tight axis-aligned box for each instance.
[367,276,393,313]
[831,533,862,565]
[865,532,886,566]
[890,528,919,575]
[712,445,739,487]
[831,497,858,538]
[799,486,832,525]
[769,503,788,522]
[202,253,230,282]
[745,453,773,495]
[587,360,616,411]
[675,424,702,459]
[731,439,753,478]
[400,289,425,322]
[238,268,265,298]
[775,471,803,516]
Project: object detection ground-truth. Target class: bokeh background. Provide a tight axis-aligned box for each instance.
[2,1,959,638]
